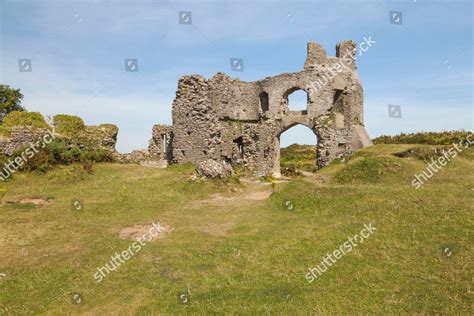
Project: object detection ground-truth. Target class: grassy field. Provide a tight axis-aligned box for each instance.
[0,144,473,314]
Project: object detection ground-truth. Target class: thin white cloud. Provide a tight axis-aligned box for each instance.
[1,0,472,152]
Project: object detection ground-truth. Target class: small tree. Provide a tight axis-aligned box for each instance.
[0,85,25,122]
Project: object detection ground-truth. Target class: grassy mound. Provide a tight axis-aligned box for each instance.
[334,145,452,185]
[333,155,411,184]
[321,143,474,187]
[54,115,85,137]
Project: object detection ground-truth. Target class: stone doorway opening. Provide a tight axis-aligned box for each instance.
[273,124,318,178]
[233,136,244,159]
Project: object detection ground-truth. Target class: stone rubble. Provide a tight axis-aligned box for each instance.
[196,159,234,179]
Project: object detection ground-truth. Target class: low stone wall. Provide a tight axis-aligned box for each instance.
[75,124,119,153]
[0,120,119,157]
[116,149,150,164]
[0,126,51,156]
[114,149,168,168]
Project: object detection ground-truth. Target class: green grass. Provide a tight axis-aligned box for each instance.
[0,144,472,314]
[280,144,316,175]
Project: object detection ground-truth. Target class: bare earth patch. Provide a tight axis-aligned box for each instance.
[119,223,173,241]
[245,190,273,200]
[194,188,273,207]
[301,171,330,184]
[2,197,53,206]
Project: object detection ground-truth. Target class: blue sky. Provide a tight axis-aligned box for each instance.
[1,0,472,152]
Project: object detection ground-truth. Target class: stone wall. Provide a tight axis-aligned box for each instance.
[148,125,173,161]
[0,117,119,156]
[75,124,118,153]
[149,40,373,177]
[0,126,51,156]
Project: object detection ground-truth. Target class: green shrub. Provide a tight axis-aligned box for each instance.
[18,149,51,172]
[281,164,303,177]
[47,139,82,164]
[2,111,49,129]
[393,146,447,162]
[0,126,11,137]
[9,138,114,173]
[54,115,85,137]
[280,144,316,173]
[373,131,470,146]
[79,147,114,163]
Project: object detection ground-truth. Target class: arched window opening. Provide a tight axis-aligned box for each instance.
[286,88,309,113]
[161,134,167,153]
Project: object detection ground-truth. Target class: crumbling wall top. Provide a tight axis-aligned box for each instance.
[304,42,327,70]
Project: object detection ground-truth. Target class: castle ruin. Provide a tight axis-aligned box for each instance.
[149,40,372,177]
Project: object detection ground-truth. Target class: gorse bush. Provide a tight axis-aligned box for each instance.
[392,146,448,162]
[0,107,118,178]
[2,111,49,129]
[0,111,50,136]
[53,115,85,137]
[0,125,11,137]
[281,164,303,177]
[280,144,316,174]
[9,139,114,173]
[373,131,470,145]
[47,139,82,164]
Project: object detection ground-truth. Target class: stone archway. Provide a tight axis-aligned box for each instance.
[272,121,319,178]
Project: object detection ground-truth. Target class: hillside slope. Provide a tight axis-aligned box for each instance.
[0,144,472,314]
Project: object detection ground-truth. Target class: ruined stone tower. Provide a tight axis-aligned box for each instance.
[149,40,372,177]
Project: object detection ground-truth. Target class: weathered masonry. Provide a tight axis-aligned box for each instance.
[149,40,372,177]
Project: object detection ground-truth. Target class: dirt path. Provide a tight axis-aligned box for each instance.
[300,171,329,184]
[192,171,327,208]
[191,181,274,208]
